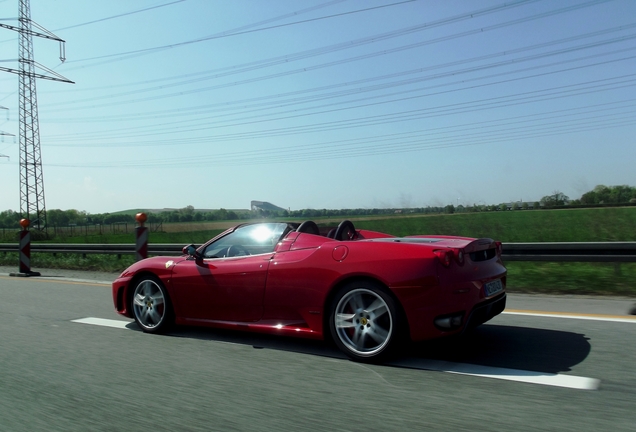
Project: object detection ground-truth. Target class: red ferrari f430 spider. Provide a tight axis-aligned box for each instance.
[112,220,506,362]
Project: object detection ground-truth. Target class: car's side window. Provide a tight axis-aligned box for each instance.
[203,223,289,258]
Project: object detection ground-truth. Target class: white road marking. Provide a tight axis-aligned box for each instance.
[503,311,636,323]
[74,316,601,390]
[395,359,600,390]
[71,317,134,329]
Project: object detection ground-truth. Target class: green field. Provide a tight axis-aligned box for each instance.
[1,207,635,295]
[351,207,636,242]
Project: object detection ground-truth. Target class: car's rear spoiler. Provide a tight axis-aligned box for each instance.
[402,236,499,254]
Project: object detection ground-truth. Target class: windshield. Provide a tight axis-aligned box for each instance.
[202,223,289,258]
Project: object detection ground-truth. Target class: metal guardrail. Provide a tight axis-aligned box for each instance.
[502,242,636,262]
[1,242,636,262]
[0,243,183,256]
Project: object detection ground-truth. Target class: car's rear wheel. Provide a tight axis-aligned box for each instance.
[329,281,402,362]
[131,275,173,333]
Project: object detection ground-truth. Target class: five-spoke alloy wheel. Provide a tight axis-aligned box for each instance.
[131,276,172,333]
[329,282,401,362]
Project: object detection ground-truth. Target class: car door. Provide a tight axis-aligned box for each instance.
[170,223,289,322]
[171,254,273,322]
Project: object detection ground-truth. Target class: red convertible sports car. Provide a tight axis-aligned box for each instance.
[112,220,507,362]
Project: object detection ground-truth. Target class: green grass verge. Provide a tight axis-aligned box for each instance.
[0,252,135,273]
[505,262,636,296]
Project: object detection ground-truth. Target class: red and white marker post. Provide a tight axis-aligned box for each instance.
[135,213,148,261]
[10,218,41,277]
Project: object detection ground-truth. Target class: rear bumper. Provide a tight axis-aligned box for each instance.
[405,286,507,341]
[463,292,507,332]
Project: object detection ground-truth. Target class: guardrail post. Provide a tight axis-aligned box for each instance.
[10,219,40,277]
[135,213,148,261]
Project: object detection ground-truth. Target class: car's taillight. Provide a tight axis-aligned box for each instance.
[495,241,503,257]
[434,249,453,267]
[454,248,465,266]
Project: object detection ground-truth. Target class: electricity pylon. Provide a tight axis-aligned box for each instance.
[0,0,73,232]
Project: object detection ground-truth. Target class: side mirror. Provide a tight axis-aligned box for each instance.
[182,244,197,257]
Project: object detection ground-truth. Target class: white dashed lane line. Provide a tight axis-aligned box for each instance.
[503,310,636,323]
[394,358,600,390]
[72,316,602,390]
[71,317,134,329]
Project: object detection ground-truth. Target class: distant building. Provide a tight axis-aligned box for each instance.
[251,201,286,212]
[504,201,539,210]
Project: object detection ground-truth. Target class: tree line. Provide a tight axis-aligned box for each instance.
[1,184,635,229]
[539,185,636,207]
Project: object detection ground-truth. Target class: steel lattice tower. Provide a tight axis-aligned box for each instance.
[18,0,46,230]
[0,0,73,231]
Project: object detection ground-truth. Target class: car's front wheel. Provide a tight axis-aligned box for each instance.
[131,275,173,333]
[329,281,402,362]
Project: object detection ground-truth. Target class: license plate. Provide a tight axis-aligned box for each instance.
[484,279,503,296]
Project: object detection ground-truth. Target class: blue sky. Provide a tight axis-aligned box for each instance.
[0,0,635,213]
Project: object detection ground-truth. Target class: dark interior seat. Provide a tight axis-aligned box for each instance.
[296,220,320,235]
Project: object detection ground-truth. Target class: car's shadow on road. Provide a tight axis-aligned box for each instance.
[132,321,591,374]
[407,325,592,374]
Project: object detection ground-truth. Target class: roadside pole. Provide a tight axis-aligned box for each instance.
[135,213,148,261]
[10,219,41,277]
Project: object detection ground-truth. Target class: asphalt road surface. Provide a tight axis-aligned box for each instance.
[1,270,635,432]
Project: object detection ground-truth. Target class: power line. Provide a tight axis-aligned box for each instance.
[38,113,636,169]
[5,0,631,174]
[59,0,386,64]
[39,80,636,160]
[42,58,636,143]
[38,22,636,120]
[58,0,543,70]
[40,0,616,112]
[53,0,187,31]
